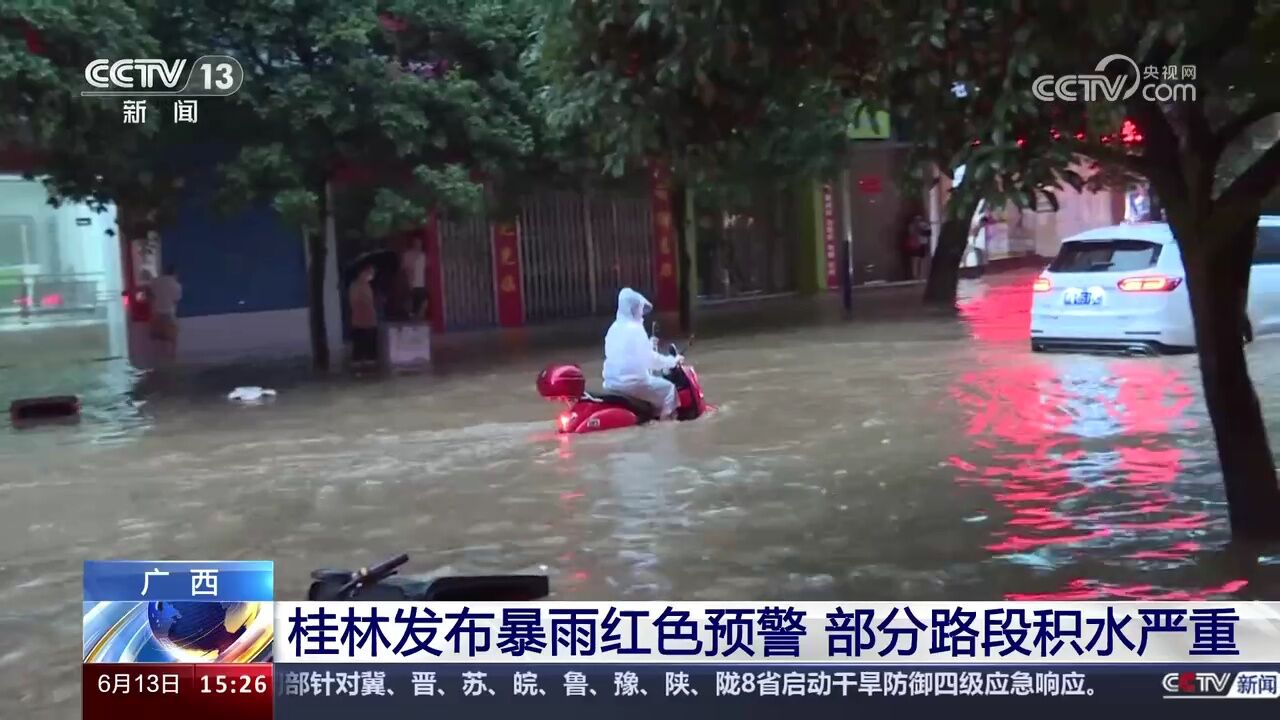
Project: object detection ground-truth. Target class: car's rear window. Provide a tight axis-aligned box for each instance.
[1255,226,1280,265]
[1049,240,1163,273]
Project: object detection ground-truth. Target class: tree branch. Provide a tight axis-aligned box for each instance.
[1217,137,1280,212]
[1128,98,1188,204]
[1183,96,1214,154]
[1179,1,1258,70]
[1214,102,1280,151]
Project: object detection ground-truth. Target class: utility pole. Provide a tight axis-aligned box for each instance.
[838,168,855,315]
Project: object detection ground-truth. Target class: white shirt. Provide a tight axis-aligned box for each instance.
[150,275,182,315]
[403,249,426,289]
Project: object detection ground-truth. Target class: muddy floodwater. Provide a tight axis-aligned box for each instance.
[2,274,1280,717]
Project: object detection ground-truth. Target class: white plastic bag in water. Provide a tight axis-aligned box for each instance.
[227,386,277,402]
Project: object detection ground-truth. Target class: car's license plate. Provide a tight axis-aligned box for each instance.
[1063,288,1103,306]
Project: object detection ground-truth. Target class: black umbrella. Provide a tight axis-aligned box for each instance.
[344,249,401,294]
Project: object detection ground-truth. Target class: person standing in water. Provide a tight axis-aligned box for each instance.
[401,237,428,321]
[147,265,183,362]
[899,209,931,281]
[348,265,379,370]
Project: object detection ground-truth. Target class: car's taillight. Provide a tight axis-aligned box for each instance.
[1117,275,1181,292]
[1033,276,1052,292]
[559,413,572,431]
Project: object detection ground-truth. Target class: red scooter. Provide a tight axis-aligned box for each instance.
[537,341,708,434]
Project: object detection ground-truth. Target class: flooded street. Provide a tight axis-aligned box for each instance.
[3,272,1280,717]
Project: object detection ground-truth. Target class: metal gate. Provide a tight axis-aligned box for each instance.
[519,191,593,323]
[588,192,654,314]
[438,214,496,331]
[436,187,657,330]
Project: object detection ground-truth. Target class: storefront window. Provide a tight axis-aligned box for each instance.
[1125,186,1155,222]
[695,190,797,300]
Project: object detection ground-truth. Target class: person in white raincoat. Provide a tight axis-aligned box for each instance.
[602,288,683,419]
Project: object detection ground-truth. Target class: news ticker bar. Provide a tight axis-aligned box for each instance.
[274,601,1278,663]
[84,664,1280,720]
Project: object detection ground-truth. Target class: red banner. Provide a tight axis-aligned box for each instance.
[649,164,680,312]
[423,211,445,331]
[491,220,525,327]
[857,175,883,194]
[822,183,839,290]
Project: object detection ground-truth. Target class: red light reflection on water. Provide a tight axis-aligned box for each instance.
[951,275,1244,598]
[1008,578,1248,601]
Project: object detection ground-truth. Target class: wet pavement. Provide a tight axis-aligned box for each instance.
[2,271,1280,717]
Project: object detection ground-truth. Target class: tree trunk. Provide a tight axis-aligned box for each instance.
[305,228,330,370]
[673,182,694,335]
[1148,189,1164,221]
[1182,226,1280,540]
[1227,222,1255,343]
[923,192,982,307]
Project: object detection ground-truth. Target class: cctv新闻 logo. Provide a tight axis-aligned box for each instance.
[1032,54,1196,103]
[1161,671,1232,697]
[84,59,188,91]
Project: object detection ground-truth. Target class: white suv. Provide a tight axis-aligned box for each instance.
[1030,217,1280,354]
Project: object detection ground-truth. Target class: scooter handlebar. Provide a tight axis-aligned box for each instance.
[365,553,410,583]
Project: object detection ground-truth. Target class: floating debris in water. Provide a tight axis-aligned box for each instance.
[227,386,277,402]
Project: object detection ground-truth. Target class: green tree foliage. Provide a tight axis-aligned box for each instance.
[538,0,862,197]
[0,1,203,231]
[3,0,547,369]
[873,1,1129,306]
[206,0,543,367]
[538,1,1087,299]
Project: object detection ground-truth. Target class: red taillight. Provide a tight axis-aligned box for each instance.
[1118,275,1181,292]
[558,413,571,431]
[1033,277,1052,292]
[40,293,62,307]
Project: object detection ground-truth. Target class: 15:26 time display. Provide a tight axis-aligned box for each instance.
[201,673,268,694]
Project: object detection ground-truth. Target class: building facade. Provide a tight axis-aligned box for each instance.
[2,141,1124,369]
